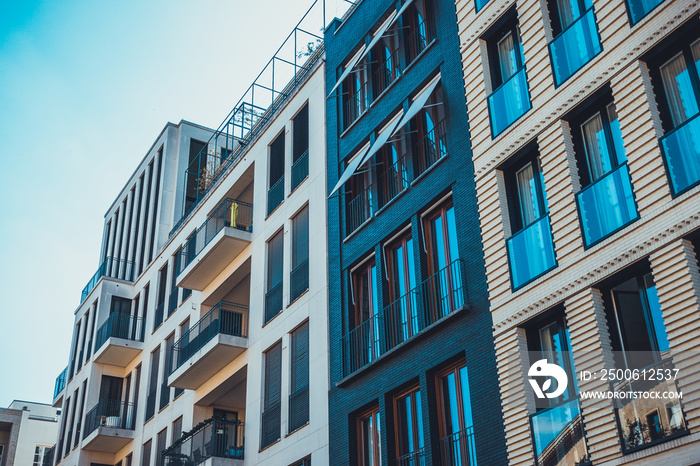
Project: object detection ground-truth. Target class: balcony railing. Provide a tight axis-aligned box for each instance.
[531,397,589,466]
[343,80,369,130]
[265,282,284,324]
[81,257,135,302]
[268,176,285,215]
[346,185,373,235]
[659,112,700,195]
[288,386,310,432]
[94,312,145,351]
[179,198,253,275]
[54,366,67,400]
[373,43,401,98]
[396,448,427,466]
[343,260,464,375]
[379,153,409,208]
[406,16,434,65]
[414,119,447,179]
[171,301,249,373]
[291,149,309,191]
[168,289,178,317]
[163,417,244,465]
[626,0,667,25]
[261,402,281,449]
[290,259,309,303]
[548,8,602,86]
[576,163,637,247]
[614,358,687,452]
[43,445,55,466]
[83,399,136,439]
[488,67,532,137]
[440,426,476,466]
[507,215,556,290]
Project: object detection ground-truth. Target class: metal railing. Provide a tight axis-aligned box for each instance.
[163,417,244,465]
[548,7,601,85]
[261,402,282,449]
[81,257,135,302]
[289,386,310,432]
[406,16,434,65]
[373,43,401,97]
[94,312,145,352]
[291,149,309,191]
[343,79,369,130]
[268,176,285,215]
[265,282,284,324]
[171,301,249,373]
[83,399,136,438]
[659,112,700,195]
[168,289,179,317]
[42,445,55,466]
[378,153,409,208]
[343,260,464,376]
[487,67,532,137]
[346,185,373,235]
[54,367,67,400]
[178,198,253,275]
[414,119,447,178]
[153,301,165,331]
[440,427,476,466]
[290,259,309,303]
[396,448,427,466]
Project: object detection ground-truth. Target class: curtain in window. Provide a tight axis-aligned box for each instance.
[660,53,699,127]
[581,112,613,181]
[516,163,541,226]
[606,103,627,163]
[497,31,519,82]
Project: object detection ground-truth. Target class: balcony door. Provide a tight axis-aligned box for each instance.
[386,233,418,345]
[436,363,476,466]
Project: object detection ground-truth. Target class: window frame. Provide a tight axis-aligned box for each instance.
[356,405,383,466]
[392,385,425,462]
[434,360,475,466]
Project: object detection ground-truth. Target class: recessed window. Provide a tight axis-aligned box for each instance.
[357,406,382,466]
[261,342,283,449]
[345,156,373,235]
[393,387,425,464]
[404,0,435,65]
[345,259,380,374]
[268,132,286,215]
[289,322,310,432]
[436,362,476,466]
[384,232,418,347]
[265,230,284,324]
[290,206,310,302]
[292,104,310,191]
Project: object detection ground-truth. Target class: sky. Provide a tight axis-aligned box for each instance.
[0,0,349,408]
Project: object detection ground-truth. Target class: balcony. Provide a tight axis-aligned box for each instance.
[82,399,135,453]
[343,260,465,376]
[164,417,244,466]
[177,198,253,291]
[626,0,667,25]
[346,185,373,236]
[576,163,638,247]
[342,80,369,131]
[81,257,134,303]
[614,359,688,453]
[396,448,427,466]
[93,313,144,367]
[169,301,249,390]
[659,112,700,196]
[53,366,67,407]
[440,427,477,466]
[372,44,401,98]
[530,398,589,466]
[507,216,556,290]
[378,153,409,208]
[268,176,285,215]
[291,149,309,192]
[406,15,435,66]
[414,119,447,179]
[488,67,532,137]
[548,8,602,86]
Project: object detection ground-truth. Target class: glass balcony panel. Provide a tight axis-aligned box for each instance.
[488,68,532,137]
[626,0,667,25]
[660,113,700,195]
[475,0,490,11]
[549,8,602,86]
[577,163,637,246]
[531,398,589,466]
[507,216,556,289]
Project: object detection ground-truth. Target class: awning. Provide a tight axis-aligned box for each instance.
[327,0,415,98]
[330,145,371,196]
[393,77,441,131]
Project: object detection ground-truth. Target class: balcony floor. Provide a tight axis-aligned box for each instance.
[82,426,134,453]
[93,338,144,367]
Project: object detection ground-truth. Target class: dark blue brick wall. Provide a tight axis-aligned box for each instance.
[325,1,507,465]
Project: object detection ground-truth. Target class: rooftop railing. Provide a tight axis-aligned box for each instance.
[80,257,134,303]
[54,366,67,400]
[163,417,244,465]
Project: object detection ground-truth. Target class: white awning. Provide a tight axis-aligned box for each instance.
[327,0,415,98]
[393,77,441,131]
[357,115,403,167]
[330,144,371,196]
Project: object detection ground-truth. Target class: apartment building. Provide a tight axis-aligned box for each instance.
[456,0,700,462]
[47,5,329,465]
[324,0,507,464]
[0,401,60,466]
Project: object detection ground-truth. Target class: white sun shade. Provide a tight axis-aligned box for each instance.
[327,43,367,99]
[393,77,441,132]
[330,145,371,196]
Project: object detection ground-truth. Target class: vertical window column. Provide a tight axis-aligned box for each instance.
[290,206,309,302]
[261,342,282,449]
[289,323,310,432]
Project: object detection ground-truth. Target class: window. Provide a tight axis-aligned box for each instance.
[547,0,601,85]
[168,251,179,317]
[372,21,402,98]
[653,37,700,195]
[141,439,152,466]
[436,363,476,466]
[423,201,463,321]
[377,128,409,208]
[504,153,556,289]
[290,457,311,466]
[75,381,87,447]
[154,264,168,331]
[486,14,532,137]
[78,310,89,368]
[265,230,284,324]
[185,139,207,213]
[261,342,282,449]
[357,407,382,466]
[172,417,183,443]
[342,66,369,130]
[404,0,435,65]
[345,156,373,235]
[138,162,153,276]
[292,104,310,191]
[384,232,418,348]
[145,347,160,421]
[393,387,425,464]
[110,296,133,340]
[412,84,447,178]
[346,259,380,374]
[625,0,666,26]
[33,445,51,466]
[290,206,310,302]
[66,388,78,450]
[148,148,163,264]
[572,99,638,246]
[160,335,173,410]
[268,132,285,215]
[289,322,310,432]
[525,311,588,466]
[156,428,167,466]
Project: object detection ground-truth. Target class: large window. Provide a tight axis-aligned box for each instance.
[261,342,282,449]
[289,322,310,432]
[572,100,638,246]
[372,23,402,98]
[141,439,152,466]
[357,407,382,466]
[504,153,556,289]
[436,363,476,466]
[290,206,310,302]
[346,260,381,374]
[404,0,435,65]
[342,67,369,130]
[412,85,447,179]
[345,157,373,235]
[377,128,409,208]
[393,387,425,465]
[265,230,284,324]
[156,428,167,466]
[32,446,51,466]
[268,132,286,215]
[292,104,310,191]
[384,232,418,347]
[653,37,700,195]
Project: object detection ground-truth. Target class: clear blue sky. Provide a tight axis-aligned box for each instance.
[0,0,348,408]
